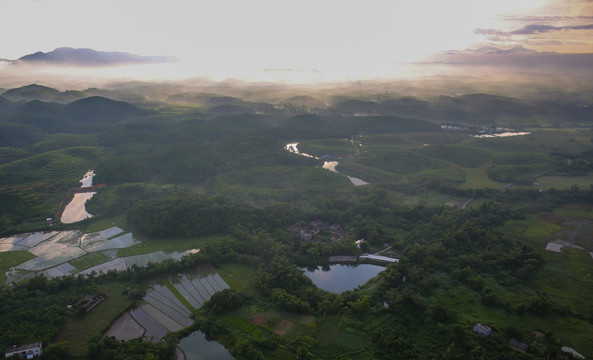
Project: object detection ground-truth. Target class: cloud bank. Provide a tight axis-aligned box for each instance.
[475,23,593,35]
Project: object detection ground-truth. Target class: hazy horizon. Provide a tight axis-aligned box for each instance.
[1,0,593,87]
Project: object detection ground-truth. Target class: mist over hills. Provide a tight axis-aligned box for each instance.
[2,82,593,129]
[1,84,87,103]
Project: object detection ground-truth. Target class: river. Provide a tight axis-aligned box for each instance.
[473,131,530,138]
[60,170,96,224]
[285,143,368,186]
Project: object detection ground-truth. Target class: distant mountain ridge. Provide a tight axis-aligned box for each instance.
[1,84,87,103]
[0,84,148,104]
[16,47,178,66]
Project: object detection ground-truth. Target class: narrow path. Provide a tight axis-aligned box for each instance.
[461,198,474,209]
[375,245,393,255]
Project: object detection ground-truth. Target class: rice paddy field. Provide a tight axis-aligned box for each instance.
[56,282,134,356]
[106,266,230,345]
[0,226,202,284]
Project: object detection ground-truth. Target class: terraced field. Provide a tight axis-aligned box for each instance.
[0,147,98,184]
[0,147,28,165]
[34,134,98,152]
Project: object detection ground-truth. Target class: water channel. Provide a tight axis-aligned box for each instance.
[60,170,96,224]
[302,263,385,293]
[285,143,368,186]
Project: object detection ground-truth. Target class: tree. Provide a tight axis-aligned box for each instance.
[41,342,72,360]
[371,328,417,360]
[202,289,246,314]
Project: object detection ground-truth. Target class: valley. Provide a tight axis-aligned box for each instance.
[0,81,592,359]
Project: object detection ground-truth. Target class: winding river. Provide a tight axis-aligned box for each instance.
[285,143,368,186]
[60,170,96,224]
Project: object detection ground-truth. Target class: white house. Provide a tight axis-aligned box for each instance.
[5,342,42,359]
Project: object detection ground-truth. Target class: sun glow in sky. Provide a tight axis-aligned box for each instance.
[1,0,592,82]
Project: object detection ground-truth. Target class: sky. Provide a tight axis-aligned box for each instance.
[1,0,592,83]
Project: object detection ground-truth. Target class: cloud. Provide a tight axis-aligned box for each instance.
[511,23,593,34]
[501,15,593,21]
[424,47,593,75]
[475,23,593,36]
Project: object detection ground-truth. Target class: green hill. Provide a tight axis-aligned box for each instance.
[63,96,152,123]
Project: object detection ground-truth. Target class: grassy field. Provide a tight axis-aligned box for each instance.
[0,250,35,284]
[218,263,259,297]
[162,277,195,311]
[69,252,110,272]
[535,175,593,189]
[495,212,593,357]
[56,282,134,356]
[456,162,505,189]
[238,307,367,359]
[297,139,359,157]
[83,214,129,233]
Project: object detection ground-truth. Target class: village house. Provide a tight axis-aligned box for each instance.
[473,323,492,338]
[508,338,529,352]
[5,342,42,359]
[288,219,347,243]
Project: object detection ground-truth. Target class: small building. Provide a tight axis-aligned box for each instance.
[299,231,313,242]
[82,293,108,313]
[5,342,43,359]
[310,219,323,228]
[473,323,492,338]
[509,338,528,352]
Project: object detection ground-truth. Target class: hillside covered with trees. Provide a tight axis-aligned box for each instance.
[0,82,592,359]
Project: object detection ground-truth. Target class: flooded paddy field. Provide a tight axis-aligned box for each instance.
[0,227,197,284]
[108,266,230,351]
[105,311,146,341]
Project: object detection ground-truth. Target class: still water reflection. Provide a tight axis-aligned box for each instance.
[178,331,234,360]
[302,263,385,294]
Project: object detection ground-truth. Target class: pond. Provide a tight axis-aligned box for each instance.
[178,331,234,360]
[302,263,385,293]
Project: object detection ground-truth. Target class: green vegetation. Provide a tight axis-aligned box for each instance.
[56,282,135,356]
[116,235,204,257]
[0,250,35,284]
[1,84,592,359]
[298,139,358,157]
[69,252,110,272]
[162,278,195,311]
